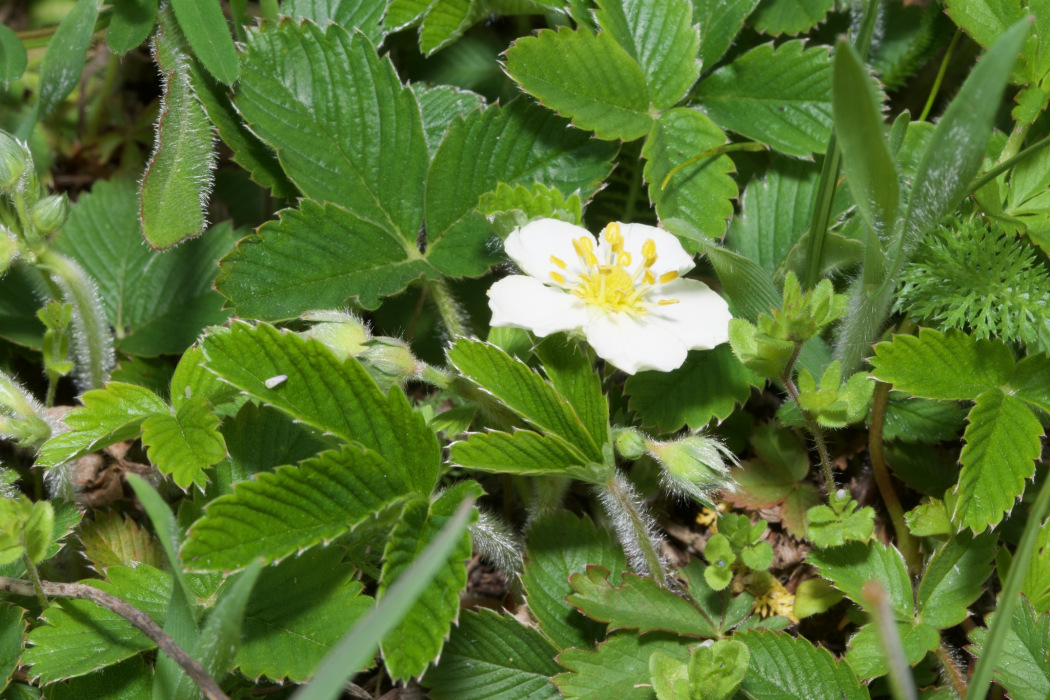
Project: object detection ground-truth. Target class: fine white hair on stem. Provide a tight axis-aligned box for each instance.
[469,509,524,577]
[595,471,667,580]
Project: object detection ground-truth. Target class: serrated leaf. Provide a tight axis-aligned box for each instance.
[595,0,700,109]
[201,322,440,492]
[955,389,1043,531]
[140,397,226,490]
[36,382,168,467]
[845,621,939,680]
[808,542,914,621]
[106,0,157,54]
[626,345,761,433]
[78,510,165,573]
[692,0,761,68]
[534,336,609,449]
[553,632,692,699]
[140,7,218,249]
[642,107,738,238]
[696,40,832,157]
[448,338,603,461]
[413,84,485,158]
[566,565,718,638]
[55,179,236,357]
[379,481,481,679]
[879,395,967,443]
[736,630,869,699]
[969,597,1050,700]
[504,27,652,141]
[1022,524,1050,613]
[916,532,995,628]
[419,0,483,55]
[522,512,627,650]
[423,608,561,700]
[478,183,583,234]
[0,604,25,692]
[1010,353,1050,414]
[180,445,411,572]
[451,430,590,475]
[168,345,240,413]
[24,565,171,681]
[869,328,1015,401]
[1,683,41,700]
[0,24,27,84]
[282,0,385,45]
[749,0,833,36]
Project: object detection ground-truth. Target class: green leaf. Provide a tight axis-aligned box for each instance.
[1010,353,1050,414]
[595,0,700,109]
[696,40,832,157]
[201,323,440,492]
[384,0,435,30]
[32,0,100,124]
[22,501,54,564]
[140,397,226,491]
[522,512,627,650]
[726,158,820,274]
[749,0,833,36]
[942,1,1025,73]
[0,24,27,84]
[169,345,240,413]
[180,446,411,572]
[478,182,583,237]
[0,604,25,692]
[553,632,692,699]
[503,27,653,141]
[36,382,168,467]
[642,107,738,238]
[282,0,385,45]
[423,608,561,700]
[1022,523,1050,613]
[413,84,485,158]
[451,430,590,475]
[566,565,718,638]
[55,180,236,356]
[418,0,484,55]
[169,0,239,84]
[692,0,761,68]
[43,657,151,700]
[736,630,869,699]
[448,338,603,461]
[379,482,481,679]
[626,346,761,433]
[141,7,217,248]
[845,621,940,680]
[916,532,995,629]
[106,0,156,54]
[969,597,1050,700]
[534,335,609,449]
[879,395,967,444]
[832,41,899,245]
[24,565,170,681]
[688,639,750,700]
[808,542,914,621]
[78,510,165,573]
[234,548,372,681]
[955,389,1043,531]
[869,328,1015,401]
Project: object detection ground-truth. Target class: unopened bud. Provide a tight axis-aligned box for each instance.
[0,132,28,190]
[613,428,646,460]
[647,434,735,504]
[30,194,70,234]
[359,337,418,386]
[300,310,369,357]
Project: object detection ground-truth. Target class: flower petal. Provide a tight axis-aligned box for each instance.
[488,275,588,337]
[504,218,589,283]
[583,311,688,374]
[646,279,732,350]
[619,223,695,276]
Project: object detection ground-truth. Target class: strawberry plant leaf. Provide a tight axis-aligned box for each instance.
[808,541,914,621]
[413,84,485,158]
[917,531,996,628]
[1022,523,1050,613]
[0,604,25,691]
[736,630,870,699]
[283,0,385,45]
[140,397,226,491]
[969,596,1050,700]
[78,510,165,574]
[879,395,967,443]
[749,0,833,36]
[534,335,609,449]
[692,0,761,68]
[845,621,939,680]
[43,657,151,700]
[553,631,692,699]
[451,430,591,475]
[1010,353,1050,414]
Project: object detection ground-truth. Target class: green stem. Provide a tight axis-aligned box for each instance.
[1000,120,1032,164]
[936,642,968,698]
[20,551,48,611]
[968,132,1050,195]
[919,28,962,123]
[427,278,469,339]
[599,472,666,582]
[965,471,1050,700]
[781,343,836,495]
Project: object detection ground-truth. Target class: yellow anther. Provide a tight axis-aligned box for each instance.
[644,269,656,285]
[550,255,567,270]
[642,238,657,266]
[659,271,678,284]
[573,236,598,267]
[658,298,679,306]
[617,251,632,267]
[604,222,624,253]
[549,271,566,285]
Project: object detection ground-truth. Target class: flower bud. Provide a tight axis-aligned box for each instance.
[359,337,418,387]
[647,434,735,504]
[300,310,369,357]
[29,194,70,234]
[0,133,28,191]
[613,427,646,460]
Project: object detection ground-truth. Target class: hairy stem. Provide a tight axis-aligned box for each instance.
[19,552,48,611]
[598,472,666,582]
[426,278,469,340]
[936,641,968,698]
[0,576,228,700]
[781,343,836,495]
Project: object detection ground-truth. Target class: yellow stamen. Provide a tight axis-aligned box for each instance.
[549,271,566,285]
[550,255,567,269]
[644,269,655,285]
[604,222,624,253]
[617,251,632,267]
[658,299,679,306]
[642,239,657,267]
[659,271,678,284]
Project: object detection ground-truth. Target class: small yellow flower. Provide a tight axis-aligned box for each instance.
[753,578,798,623]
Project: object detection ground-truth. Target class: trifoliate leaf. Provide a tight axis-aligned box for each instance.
[553,632,692,699]
[809,542,913,621]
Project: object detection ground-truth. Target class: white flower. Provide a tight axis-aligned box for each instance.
[487,219,732,374]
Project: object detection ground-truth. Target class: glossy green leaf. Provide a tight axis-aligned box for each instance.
[451,430,590,475]
[809,541,914,621]
[423,608,561,700]
[282,0,385,44]
[180,446,411,572]
[869,329,1015,401]
[736,630,869,699]
[692,0,761,68]
[522,512,627,650]
[1010,353,1050,414]
[566,565,718,638]
[879,395,967,444]
[845,621,939,680]
[696,41,832,157]
[43,657,150,700]
[553,632,692,699]
[168,345,240,413]
[140,397,226,491]
[642,108,738,239]
[31,0,100,125]
[140,8,218,249]
[106,0,157,53]
[626,345,761,433]
[1022,523,1050,613]
[595,0,700,109]
[379,482,481,679]
[448,338,602,461]
[413,84,485,157]
[955,389,1043,531]
[169,0,239,84]
[749,0,833,36]
[504,27,652,141]
[969,597,1050,700]
[0,24,27,84]
[0,604,25,692]
[534,336,608,449]
[917,532,995,628]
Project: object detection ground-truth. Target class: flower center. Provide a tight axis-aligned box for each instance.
[548,222,680,316]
